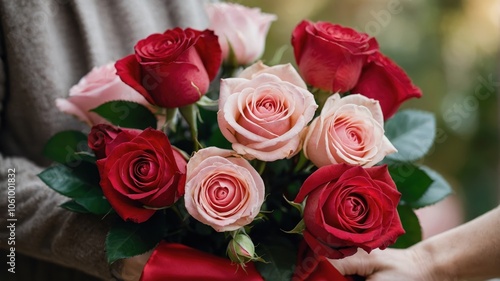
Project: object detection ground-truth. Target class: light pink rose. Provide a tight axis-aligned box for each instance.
[56,63,157,126]
[217,62,317,161]
[184,147,265,232]
[205,3,276,65]
[303,94,397,167]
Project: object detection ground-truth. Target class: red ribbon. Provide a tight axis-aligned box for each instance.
[140,242,264,281]
[140,241,363,281]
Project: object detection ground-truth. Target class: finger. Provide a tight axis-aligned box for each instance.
[329,249,375,276]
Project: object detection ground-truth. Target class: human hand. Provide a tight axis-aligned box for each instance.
[329,247,447,281]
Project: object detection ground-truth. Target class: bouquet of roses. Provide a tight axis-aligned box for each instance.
[40,2,451,280]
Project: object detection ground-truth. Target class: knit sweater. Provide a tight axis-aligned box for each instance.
[0,0,211,279]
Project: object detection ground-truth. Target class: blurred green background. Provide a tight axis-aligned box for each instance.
[230,0,500,221]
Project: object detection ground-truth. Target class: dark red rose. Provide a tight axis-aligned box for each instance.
[352,52,422,119]
[291,20,378,93]
[97,128,187,223]
[88,124,140,159]
[115,28,222,108]
[140,242,263,281]
[294,164,404,259]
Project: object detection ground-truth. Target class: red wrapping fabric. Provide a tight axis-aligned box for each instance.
[140,242,264,281]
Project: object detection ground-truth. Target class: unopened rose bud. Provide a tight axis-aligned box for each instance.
[227,233,256,264]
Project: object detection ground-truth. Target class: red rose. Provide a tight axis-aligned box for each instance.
[115,28,222,108]
[352,52,422,119]
[88,124,140,159]
[291,20,378,93]
[294,164,404,259]
[97,128,187,223]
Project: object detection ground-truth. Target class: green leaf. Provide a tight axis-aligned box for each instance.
[91,101,157,130]
[38,164,96,198]
[255,239,297,281]
[283,196,304,216]
[43,130,92,164]
[283,219,305,234]
[389,164,433,205]
[408,166,453,208]
[106,212,167,264]
[384,110,436,162]
[391,205,422,249]
[74,188,112,215]
[39,163,110,214]
[60,200,90,214]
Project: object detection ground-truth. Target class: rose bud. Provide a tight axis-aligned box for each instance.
[115,27,222,108]
[294,164,405,259]
[303,94,396,167]
[206,3,276,66]
[97,128,187,223]
[88,124,140,159]
[184,147,265,232]
[352,52,423,119]
[218,61,317,161]
[227,233,257,264]
[291,20,378,93]
[56,63,157,126]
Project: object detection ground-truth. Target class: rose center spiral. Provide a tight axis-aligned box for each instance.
[215,187,229,200]
[343,195,367,222]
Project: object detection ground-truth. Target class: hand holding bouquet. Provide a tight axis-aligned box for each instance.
[42,2,451,280]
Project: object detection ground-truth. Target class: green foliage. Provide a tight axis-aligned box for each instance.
[389,164,433,205]
[198,107,232,149]
[106,212,167,264]
[73,188,112,215]
[60,200,91,214]
[408,166,453,208]
[179,104,201,150]
[43,130,93,164]
[390,163,452,209]
[38,164,97,198]
[384,110,436,162]
[284,219,305,234]
[38,163,112,215]
[255,239,298,281]
[391,205,422,249]
[91,101,157,130]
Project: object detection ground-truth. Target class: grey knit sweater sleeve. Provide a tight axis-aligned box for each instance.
[0,0,211,279]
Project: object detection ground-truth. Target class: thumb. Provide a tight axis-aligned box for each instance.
[329,249,377,277]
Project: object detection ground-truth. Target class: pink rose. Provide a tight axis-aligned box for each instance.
[217,62,317,161]
[291,21,378,93]
[56,63,155,126]
[184,147,265,232]
[303,94,396,167]
[206,3,276,65]
[352,52,423,119]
